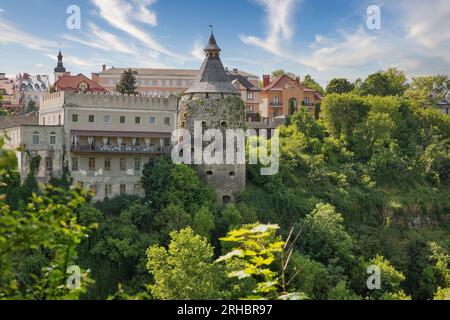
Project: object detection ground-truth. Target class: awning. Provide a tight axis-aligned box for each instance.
[71,130,171,139]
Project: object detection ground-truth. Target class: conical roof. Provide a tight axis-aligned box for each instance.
[185,33,238,94]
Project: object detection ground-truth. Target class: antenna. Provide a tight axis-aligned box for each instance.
[209,24,213,35]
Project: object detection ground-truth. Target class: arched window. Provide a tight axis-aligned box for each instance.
[220,121,228,128]
[229,171,236,177]
[32,132,40,145]
[223,195,232,204]
[206,171,213,176]
[49,132,56,145]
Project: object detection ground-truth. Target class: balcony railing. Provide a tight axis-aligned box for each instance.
[71,144,171,154]
[269,102,282,107]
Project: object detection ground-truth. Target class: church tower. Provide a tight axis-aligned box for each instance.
[54,51,66,82]
[179,31,246,204]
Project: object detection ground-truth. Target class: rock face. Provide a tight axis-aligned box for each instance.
[179,33,246,204]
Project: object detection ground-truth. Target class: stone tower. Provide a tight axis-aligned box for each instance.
[179,32,246,204]
[54,51,66,82]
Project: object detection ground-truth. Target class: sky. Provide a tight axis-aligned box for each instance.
[0,0,449,85]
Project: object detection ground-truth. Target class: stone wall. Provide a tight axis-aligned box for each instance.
[179,92,246,203]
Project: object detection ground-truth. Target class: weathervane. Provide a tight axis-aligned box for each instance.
[209,24,213,35]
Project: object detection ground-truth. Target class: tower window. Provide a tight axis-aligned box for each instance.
[206,171,213,176]
[220,121,228,128]
[229,171,236,177]
[223,195,232,204]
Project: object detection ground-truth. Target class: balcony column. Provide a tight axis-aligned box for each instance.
[160,138,165,149]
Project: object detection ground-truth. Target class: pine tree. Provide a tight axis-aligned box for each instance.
[25,100,37,114]
[116,68,138,95]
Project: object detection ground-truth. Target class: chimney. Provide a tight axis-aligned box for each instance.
[233,68,238,74]
[263,75,270,88]
[23,73,30,80]
[0,73,5,80]
[37,75,41,82]
[102,64,106,72]
[295,77,300,83]
[91,73,99,84]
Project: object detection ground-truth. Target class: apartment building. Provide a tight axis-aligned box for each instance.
[227,69,262,122]
[0,73,20,112]
[0,115,64,184]
[15,73,50,108]
[1,91,178,201]
[97,67,198,97]
[96,65,260,98]
[259,74,323,118]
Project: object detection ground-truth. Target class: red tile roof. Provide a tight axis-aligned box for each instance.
[55,74,107,93]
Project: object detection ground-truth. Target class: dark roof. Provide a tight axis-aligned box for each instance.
[185,33,238,94]
[204,33,221,52]
[54,51,66,73]
[0,114,39,129]
[227,72,261,91]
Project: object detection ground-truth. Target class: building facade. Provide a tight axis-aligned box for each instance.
[227,70,262,122]
[259,74,323,118]
[1,122,64,184]
[179,33,246,204]
[96,65,259,99]
[1,92,178,201]
[15,73,50,108]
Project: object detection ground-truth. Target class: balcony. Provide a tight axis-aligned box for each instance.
[70,144,171,154]
[269,102,282,107]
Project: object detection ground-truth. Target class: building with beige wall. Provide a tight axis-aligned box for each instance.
[1,92,178,201]
[96,65,260,99]
[1,122,64,184]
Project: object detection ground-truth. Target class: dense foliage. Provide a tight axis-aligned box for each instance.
[0,69,449,300]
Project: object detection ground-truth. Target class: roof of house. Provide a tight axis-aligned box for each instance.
[185,33,238,94]
[262,74,323,98]
[54,74,107,93]
[227,71,261,91]
[0,114,39,129]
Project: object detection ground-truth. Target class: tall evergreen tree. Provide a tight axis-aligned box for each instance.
[116,68,138,95]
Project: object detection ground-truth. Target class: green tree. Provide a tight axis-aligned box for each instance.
[116,68,138,95]
[192,206,215,239]
[364,256,411,300]
[271,69,296,80]
[298,203,354,274]
[25,100,37,114]
[78,201,156,299]
[0,183,95,300]
[302,75,324,96]
[217,223,287,299]
[146,228,226,300]
[320,93,370,140]
[326,78,355,95]
[360,68,408,96]
[141,156,216,214]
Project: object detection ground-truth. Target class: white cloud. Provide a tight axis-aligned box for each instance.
[63,22,137,55]
[90,0,179,59]
[240,0,298,57]
[0,19,58,51]
[45,53,99,69]
[242,0,450,83]
[190,39,205,62]
[0,8,4,13]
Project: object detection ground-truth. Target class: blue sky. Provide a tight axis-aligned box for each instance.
[0,0,449,85]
